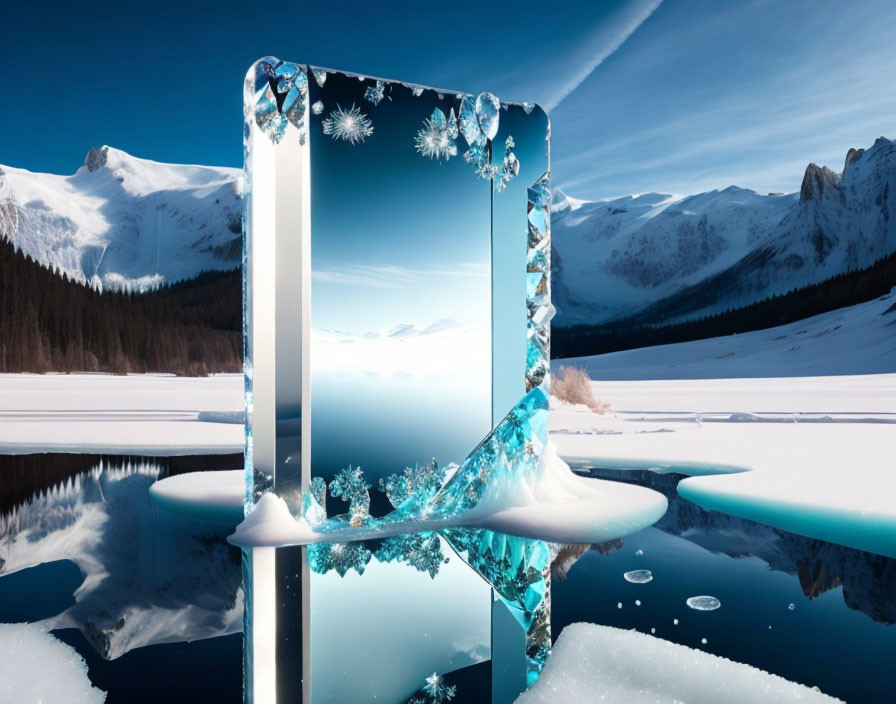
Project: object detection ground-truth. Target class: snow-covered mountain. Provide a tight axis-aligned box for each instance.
[552,137,896,326]
[0,147,241,291]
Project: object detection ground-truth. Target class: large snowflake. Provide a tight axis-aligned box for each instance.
[322,104,373,144]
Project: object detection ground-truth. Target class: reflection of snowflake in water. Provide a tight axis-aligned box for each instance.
[414,109,457,161]
[322,104,373,144]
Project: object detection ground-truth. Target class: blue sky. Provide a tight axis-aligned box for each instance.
[2,0,894,200]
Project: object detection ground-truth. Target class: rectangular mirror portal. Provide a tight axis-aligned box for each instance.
[243,58,550,704]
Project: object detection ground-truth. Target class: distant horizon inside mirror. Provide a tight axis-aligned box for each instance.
[243,57,550,704]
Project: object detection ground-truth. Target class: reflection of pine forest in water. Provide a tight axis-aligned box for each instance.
[1,455,895,702]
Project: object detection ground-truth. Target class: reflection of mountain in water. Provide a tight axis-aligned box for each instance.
[0,457,242,659]
[574,469,896,625]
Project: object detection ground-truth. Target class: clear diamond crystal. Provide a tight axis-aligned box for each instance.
[474,92,500,140]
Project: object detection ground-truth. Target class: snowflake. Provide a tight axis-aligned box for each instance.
[311,100,324,115]
[364,80,386,106]
[322,104,373,144]
[423,673,456,703]
[414,109,457,161]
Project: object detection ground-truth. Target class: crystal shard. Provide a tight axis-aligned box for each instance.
[474,92,500,140]
[329,465,371,526]
[459,96,482,147]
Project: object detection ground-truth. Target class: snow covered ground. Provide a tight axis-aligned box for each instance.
[558,289,896,380]
[552,303,896,557]
[516,622,841,703]
[0,373,244,454]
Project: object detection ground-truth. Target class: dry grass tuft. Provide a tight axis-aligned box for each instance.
[551,366,611,414]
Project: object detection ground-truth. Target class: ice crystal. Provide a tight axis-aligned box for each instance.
[414,109,458,161]
[444,528,552,686]
[250,58,307,144]
[446,108,459,140]
[364,80,386,106]
[379,458,449,511]
[312,68,327,87]
[311,100,324,115]
[475,92,500,140]
[322,104,373,144]
[329,465,371,526]
[522,101,535,114]
[423,672,456,702]
[303,475,328,526]
[308,541,372,577]
[458,96,481,147]
[374,533,447,578]
[412,87,424,97]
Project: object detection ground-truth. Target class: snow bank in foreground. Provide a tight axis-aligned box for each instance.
[0,624,106,703]
[515,623,841,704]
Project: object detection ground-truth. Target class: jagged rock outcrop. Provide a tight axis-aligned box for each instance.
[799,163,839,202]
[552,137,896,327]
[844,147,865,172]
[83,146,109,172]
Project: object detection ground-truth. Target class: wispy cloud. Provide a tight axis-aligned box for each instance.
[312,262,488,289]
[543,0,663,111]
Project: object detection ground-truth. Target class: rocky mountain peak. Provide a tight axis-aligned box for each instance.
[84,146,109,172]
[843,147,865,173]
[799,163,839,202]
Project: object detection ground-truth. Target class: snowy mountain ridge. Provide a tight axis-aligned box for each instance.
[0,146,241,291]
[552,137,896,326]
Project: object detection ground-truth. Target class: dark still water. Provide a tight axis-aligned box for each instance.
[0,453,244,704]
[553,469,896,704]
[2,454,894,703]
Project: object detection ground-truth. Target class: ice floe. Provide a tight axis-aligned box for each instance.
[551,375,896,558]
[515,623,842,703]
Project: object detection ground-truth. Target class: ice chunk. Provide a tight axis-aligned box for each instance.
[149,469,244,525]
[686,595,721,611]
[0,623,106,703]
[515,623,842,704]
[228,492,315,547]
[623,569,653,583]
